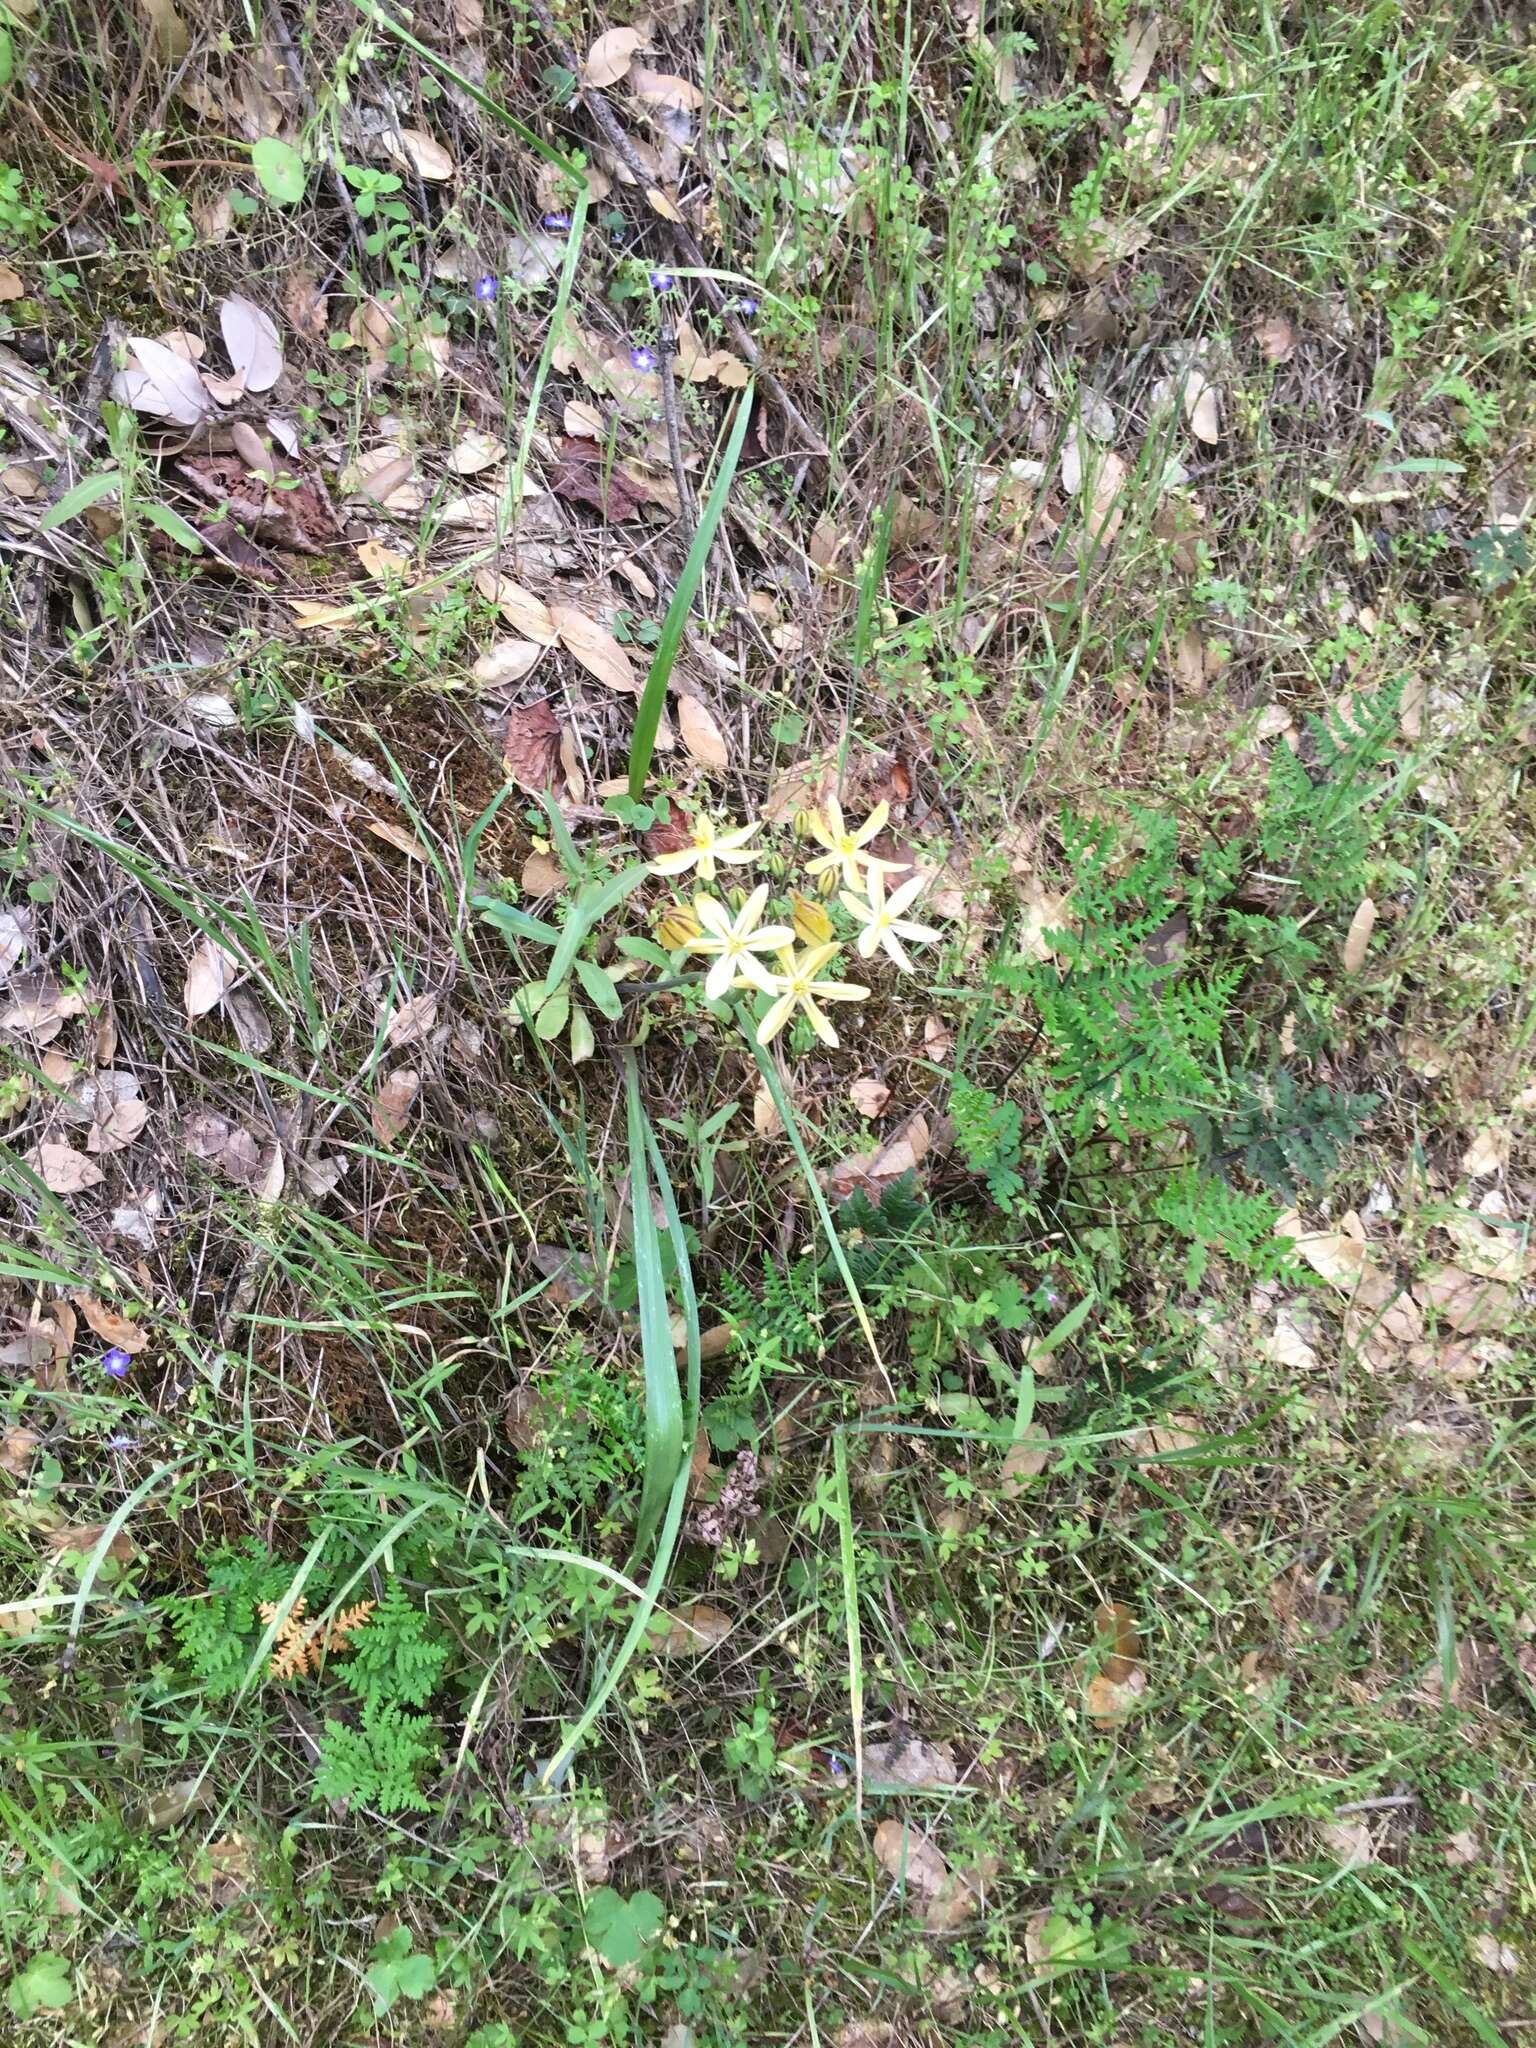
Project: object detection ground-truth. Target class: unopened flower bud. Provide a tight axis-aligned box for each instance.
[792,894,834,946]
[656,905,701,950]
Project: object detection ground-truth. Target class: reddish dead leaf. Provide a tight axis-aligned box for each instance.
[656,1601,733,1655]
[548,438,658,521]
[504,699,563,793]
[826,1114,930,1204]
[371,1068,421,1147]
[642,812,692,860]
[183,1110,266,1186]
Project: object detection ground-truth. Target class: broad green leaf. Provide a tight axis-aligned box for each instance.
[575,957,624,1021]
[140,499,204,552]
[37,469,122,533]
[534,986,569,1040]
[252,136,306,205]
[474,897,562,947]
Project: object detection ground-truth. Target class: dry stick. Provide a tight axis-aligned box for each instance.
[522,0,831,484]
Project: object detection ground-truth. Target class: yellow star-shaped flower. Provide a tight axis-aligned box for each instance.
[647,813,761,884]
[687,887,796,1001]
[804,795,903,892]
[755,944,870,1049]
[840,870,941,973]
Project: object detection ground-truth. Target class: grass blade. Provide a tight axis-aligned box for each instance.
[624,1056,685,1558]
[627,386,756,798]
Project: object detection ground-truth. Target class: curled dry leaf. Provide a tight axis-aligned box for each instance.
[356,538,410,581]
[1184,371,1221,443]
[371,1067,421,1146]
[656,1601,733,1656]
[385,993,439,1048]
[385,127,455,182]
[582,24,644,88]
[1341,896,1377,973]
[752,1079,784,1139]
[1254,310,1298,362]
[183,937,237,1018]
[218,295,283,394]
[629,65,704,110]
[1275,1207,1368,1290]
[474,638,545,687]
[1413,1265,1513,1334]
[366,819,432,862]
[183,1110,268,1185]
[551,605,639,693]
[872,1818,949,1896]
[677,694,728,769]
[1084,1599,1147,1728]
[75,1295,148,1352]
[849,1075,891,1118]
[1460,1124,1509,1178]
[0,907,31,976]
[826,1114,930,1204]
[113,336,215,427]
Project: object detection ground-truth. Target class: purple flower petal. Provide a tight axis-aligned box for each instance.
[648,268,676,292]
[628,345,658,373]
[473,274,498,302]
[735,295,759,318]
[102,1347,132,1379]
[542,211,573,232]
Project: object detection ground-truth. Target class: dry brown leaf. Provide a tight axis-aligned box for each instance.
[629,64,704,110]
[1276,1208,1369,1289]
[386,127,455,181]
[371,1068,421,1146]
[366,819,432,862]
[183,937,236,1018]
[1114,16,1161,103]
[521,851,567,896]
[183,1111,266,1185]
[473,638,545,687]
[385,993,439,1048]
[657,1601,733,1655]
[1254,311,1298,362]
[1184,372,1221,443]
[75,1295,148,1352]
[448,428,504,476]
[284,269,328,340]
[1341,896,1377,973]
[1086,448,1129,546]
[0,976,90,1046]
[113,335,216,427]
[0,1427,41,1477]
[872,1818,949,1896]
[864,1736,958,1789]
[1472,1934,1519,1976]
[355,538,410,581]
[998,1423,1051,1495]
[1460,1124,1509,1178]
[87,1097,149,1155]
[345,448,421,510]
[677,694,728,768]
[504,699,564,792]
[475,569,559,644]
[28,1142,104,1193]
[0,263,26,302]
[1413,1266,1513,1334]
[583,24,644,87]
[849,1076,891,1118]
[752,1079,784,1139]
[552,606,639,693]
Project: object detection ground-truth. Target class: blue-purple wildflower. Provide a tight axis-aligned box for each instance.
[734,295,759,318]
[648,268,676,292]
[473,274,498,302]
[542,211,573,232]
[628,345,659,373]
[102,1347,132,1379]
